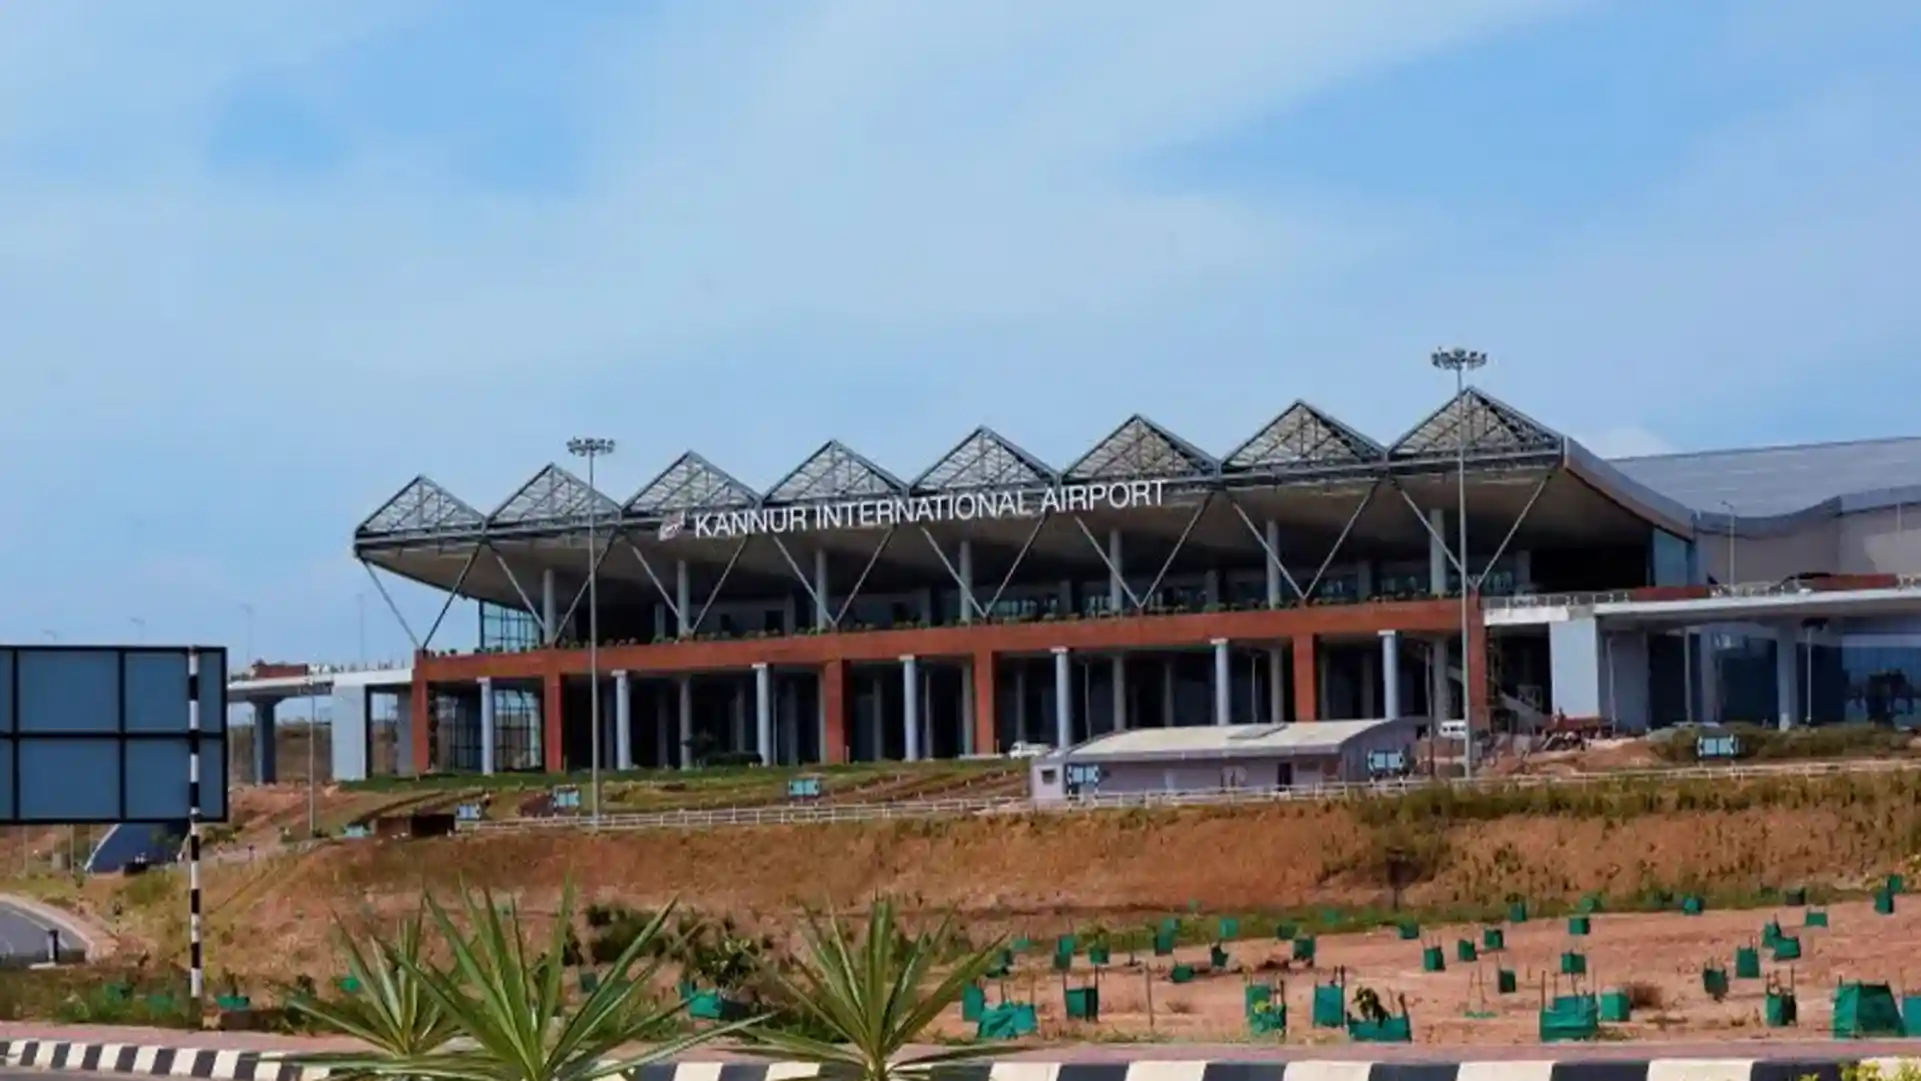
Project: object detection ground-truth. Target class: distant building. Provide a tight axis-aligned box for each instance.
[1028,720,1417,804]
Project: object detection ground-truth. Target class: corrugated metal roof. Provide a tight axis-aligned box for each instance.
[1608,436,1921,516]
[1060,720,1398,761]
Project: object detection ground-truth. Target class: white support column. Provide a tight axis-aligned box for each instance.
[1428,508,1449,596]
[1211,637,1231,725]
[654,688,671,768]
[674,561,692,637]
[813,549,832,630]
[1776,624,1800,731]
[1162,657,1177,726]
[1380,630,1402,720]
[1111,654,1129,732]
[1107,529,1125,611]
[1264,520,1283,606]
[541,569,559,642]
[478,677,496,775]
[754,663,774,766]
[958,540,976,623]
[677,677,694,771]
[1266,649,1285,723]
[960,660,977,755]
[901,656,921,762]
[1014,664,1030,742]
[1052,647,1073,748]
[614,670,632,770]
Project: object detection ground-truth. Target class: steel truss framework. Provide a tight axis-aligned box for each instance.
[353,388,1574,547]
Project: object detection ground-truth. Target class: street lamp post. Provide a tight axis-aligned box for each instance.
[567,436,616,829]
[1431,347,1488,779]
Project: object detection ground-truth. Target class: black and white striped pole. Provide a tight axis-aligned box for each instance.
[187,648,204,1004]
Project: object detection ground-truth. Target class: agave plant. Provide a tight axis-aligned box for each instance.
[292,883,753,1081]
[743,898,1007,1081]
[287,900,462,1061]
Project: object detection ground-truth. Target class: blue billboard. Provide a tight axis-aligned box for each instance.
[0,646,228,823]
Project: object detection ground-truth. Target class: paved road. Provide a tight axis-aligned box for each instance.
[0,897,82,962]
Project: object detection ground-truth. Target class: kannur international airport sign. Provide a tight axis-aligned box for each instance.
[661,479,1170,540]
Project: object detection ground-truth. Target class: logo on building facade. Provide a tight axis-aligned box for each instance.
[664,479,1169,540]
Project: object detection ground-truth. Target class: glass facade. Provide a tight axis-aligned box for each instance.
[1650,529,1695,587]
[479,602,541,652]
[1693,632,1921,728]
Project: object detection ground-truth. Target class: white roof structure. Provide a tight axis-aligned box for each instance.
[1055,720,1406,763]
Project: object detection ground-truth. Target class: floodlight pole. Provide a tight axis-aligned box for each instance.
[568,436,616,829]
[1431,347,1488,780]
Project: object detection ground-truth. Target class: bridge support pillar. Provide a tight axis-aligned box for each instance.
[252,699,280,783]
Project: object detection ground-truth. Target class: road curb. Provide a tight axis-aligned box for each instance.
[3,1040,1917,1081]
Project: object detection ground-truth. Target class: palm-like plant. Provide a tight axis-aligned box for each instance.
[292,884,754,1081]
[288,901,462,1062]
[743,898,1008,1081]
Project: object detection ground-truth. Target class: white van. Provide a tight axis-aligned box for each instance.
[1438,720,1469,740]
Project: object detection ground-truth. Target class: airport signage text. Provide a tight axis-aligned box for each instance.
[662,479,1169,540]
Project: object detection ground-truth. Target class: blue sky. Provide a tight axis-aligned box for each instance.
[1,0,1917,664]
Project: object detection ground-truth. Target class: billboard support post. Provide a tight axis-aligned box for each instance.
[187,648,204,1005]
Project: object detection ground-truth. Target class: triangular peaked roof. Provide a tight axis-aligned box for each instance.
[765,440,906,504]
[626,451,759,515]
[488,464,620,526]
[356,476,485,538]
[1224,401,1384,472]
[1389,388,1564,460]
[1065,415,1218,482]
[913,427,1057,493]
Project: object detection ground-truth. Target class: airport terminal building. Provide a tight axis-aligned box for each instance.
[327,389,1921,778]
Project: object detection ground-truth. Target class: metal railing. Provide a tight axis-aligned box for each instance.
[457,756,1921,836]
[1486,576,1921,611]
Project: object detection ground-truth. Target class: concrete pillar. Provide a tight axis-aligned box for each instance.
[1776,624,1800,731]
[1052,647,1073,748]
[676,677,694,770]
[958,539,976,623]
[1266,649,1285,723]
[1428,508,1449,596]
[1430,638,1452,723]
[1107,529,1125,611]
[1162,657,1177,726]
[782,595,798,634]
[542,568,559,642]
[813,549,832,630]
[1058,580,1074,617]
[252,699,280,783]
[960,660,977,755]
[613,670,632,770]
[1203,570,1221,608]
[1014,663,1030,742]
[1318,644,1333,719]
[754,663,774,766]
[674,561,691,637]
[1211,637,1231,725]
[1293,635,1318,721]
[1380,630,1402,720]
[1264,520,1283,606]
[901,656,921,761]
[476,679,495,775]
[1111,655,1128,732]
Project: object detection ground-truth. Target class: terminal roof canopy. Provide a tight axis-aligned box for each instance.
[1066,415,1218,482]
[914,427,1056,494]
[626,451,760,515]
[357,476,485,538]
[1224,401,1384,473]
[1389,388,1564,462]
[765,440,906,504]
[489,464,620,527]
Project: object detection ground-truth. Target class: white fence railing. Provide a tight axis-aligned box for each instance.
[1485,575,1921,611]
[457,756,1921,836]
